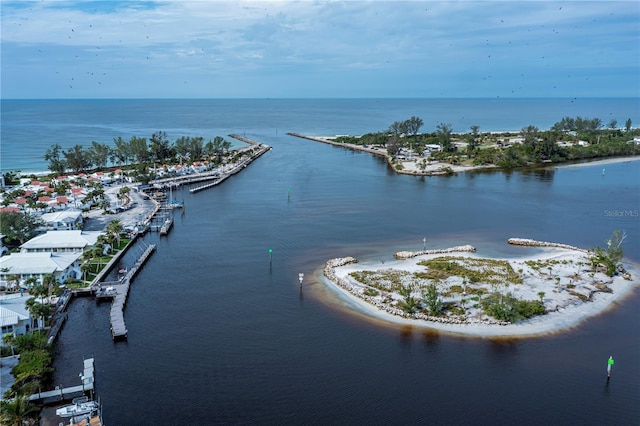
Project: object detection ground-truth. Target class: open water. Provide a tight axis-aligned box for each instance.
[2,97,639,173]
[2,99,639,425]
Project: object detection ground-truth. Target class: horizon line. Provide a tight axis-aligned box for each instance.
[2,96,639,102]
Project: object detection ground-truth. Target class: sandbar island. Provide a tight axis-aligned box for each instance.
[322,238,638,338]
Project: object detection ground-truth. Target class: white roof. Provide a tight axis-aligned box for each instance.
[0,294,30,327]
[41,210,83,222]
[21,230,103,251]
[0,252,82,275]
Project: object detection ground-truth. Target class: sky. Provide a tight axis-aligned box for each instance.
[1,0,639,99]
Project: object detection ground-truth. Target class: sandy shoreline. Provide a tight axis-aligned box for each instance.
[319,242,639,338]
[550,155,640,169]
[300,133,640,176]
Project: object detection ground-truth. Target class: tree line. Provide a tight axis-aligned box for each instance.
[44,131,232,176]
[334,115,638,167]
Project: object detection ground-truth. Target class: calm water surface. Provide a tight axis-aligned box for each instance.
[2,97,639,173]
[48,133,640,425]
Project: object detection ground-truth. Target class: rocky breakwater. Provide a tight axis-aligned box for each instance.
[507,238,588,253]
[394,244,476,260]
[323,254,509,327]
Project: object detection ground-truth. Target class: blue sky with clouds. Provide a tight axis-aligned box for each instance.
[2,1,638,99]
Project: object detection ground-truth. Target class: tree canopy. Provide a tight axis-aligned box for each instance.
[0,211,43,245]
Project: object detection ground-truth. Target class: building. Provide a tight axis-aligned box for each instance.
[40,210,84,230]
[0,294,37,340]
[0,252,83,289]
[20,230,103,254]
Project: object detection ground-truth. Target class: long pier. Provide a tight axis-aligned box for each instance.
[190,139,271,193]
[28,358,95,403]
[109,243,156,340]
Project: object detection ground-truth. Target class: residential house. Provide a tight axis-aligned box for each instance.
[0,252,83,288]
[20,230,103,253]
[1,294,39,340]
[40,210,84,231]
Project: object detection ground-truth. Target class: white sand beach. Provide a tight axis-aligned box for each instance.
[320,242,639,338]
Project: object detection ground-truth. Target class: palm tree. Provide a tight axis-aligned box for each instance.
[42,274,56,301]
[91,246,105,270]
[0,394,39,426]
[81,262,93,282]
[2,332,16,356]
[106,219,123,248]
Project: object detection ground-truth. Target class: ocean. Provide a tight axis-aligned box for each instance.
[1,98,639,425]
[2,97,639,173]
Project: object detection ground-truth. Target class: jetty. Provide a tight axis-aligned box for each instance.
[109,243,156,339]
[190,137,271,193]
[28,358,95,403]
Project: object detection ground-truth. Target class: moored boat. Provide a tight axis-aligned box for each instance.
[55,396,99,418]
[159,217,173,236]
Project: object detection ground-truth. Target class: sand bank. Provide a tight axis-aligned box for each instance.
[321,241,639,338]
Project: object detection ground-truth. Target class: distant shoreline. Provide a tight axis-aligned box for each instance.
[289,132,640,177]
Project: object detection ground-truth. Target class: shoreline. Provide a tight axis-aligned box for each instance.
[320,240,639,338]
[289,132,640,177]
[6,137,639,178]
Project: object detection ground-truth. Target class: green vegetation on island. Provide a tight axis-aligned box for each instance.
[348,256,546,322]
[332,115,640,169]
[589,230,627,277]
[339,230,629,327]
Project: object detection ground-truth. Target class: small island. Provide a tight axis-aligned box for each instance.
[322,233,637,337]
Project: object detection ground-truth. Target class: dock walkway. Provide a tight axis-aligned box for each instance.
[28,358,95,403]
[109,243,156,339]
[190,139,271,193]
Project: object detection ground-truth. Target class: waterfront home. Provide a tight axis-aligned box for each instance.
[20,230,103,254]
[0,252,83,288]
[40,210,84,230]
[0,293,41,339]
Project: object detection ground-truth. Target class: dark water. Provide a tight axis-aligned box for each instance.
[49,134,640,425]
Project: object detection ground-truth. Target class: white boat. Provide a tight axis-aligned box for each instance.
[55,397,99,418]
[159,217,173,236]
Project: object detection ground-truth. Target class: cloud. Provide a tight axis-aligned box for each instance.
[1,1,638,98]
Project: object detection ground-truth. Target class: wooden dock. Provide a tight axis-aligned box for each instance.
[190,140,271,193]
[110,244,156,340]
[28,358,95,403]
